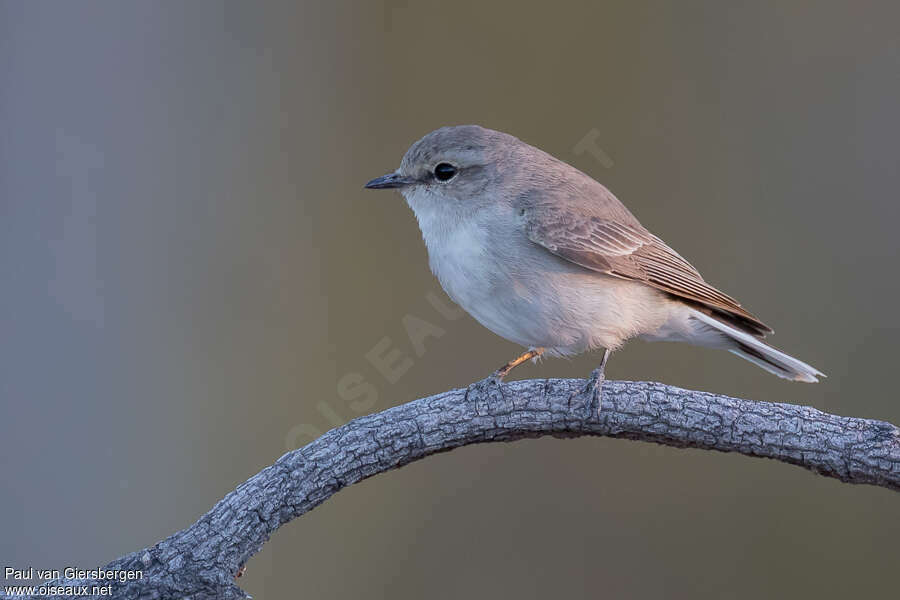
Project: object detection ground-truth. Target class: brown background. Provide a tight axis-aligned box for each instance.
[2,1,898,598]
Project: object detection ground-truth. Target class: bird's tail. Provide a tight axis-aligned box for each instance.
[689,309,824,383]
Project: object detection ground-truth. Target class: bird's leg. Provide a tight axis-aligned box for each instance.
[491,348,545,383]
[584,348,611,415]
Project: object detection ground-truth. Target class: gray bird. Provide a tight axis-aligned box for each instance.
[365,125,823,409]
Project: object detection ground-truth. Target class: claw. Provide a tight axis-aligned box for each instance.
[585,367,605,415]
[469,371,508,409]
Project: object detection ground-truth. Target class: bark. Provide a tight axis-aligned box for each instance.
[13,378,899,599]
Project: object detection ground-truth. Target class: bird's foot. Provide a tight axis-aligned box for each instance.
[569,366,605,417]
[469,369,508,407]
[488,368,507,386]
[471,349,543,405]
[584,367,605,416]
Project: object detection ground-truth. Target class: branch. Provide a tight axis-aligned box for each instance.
[17,378,899,599]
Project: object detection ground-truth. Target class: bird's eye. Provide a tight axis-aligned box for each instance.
[433,163,458,182]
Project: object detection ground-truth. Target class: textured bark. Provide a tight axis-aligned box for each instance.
[14,378,899,599]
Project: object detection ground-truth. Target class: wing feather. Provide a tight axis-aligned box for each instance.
[524,209,773,336]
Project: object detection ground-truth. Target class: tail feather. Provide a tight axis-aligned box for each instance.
[689,309,824,383]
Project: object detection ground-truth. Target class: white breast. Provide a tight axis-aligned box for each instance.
[404,188,518,335]
[418,207,500,324]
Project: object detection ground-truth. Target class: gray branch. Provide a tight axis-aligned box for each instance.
[16,378,899,599]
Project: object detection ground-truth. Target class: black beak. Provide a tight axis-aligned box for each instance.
[364,172,415,189]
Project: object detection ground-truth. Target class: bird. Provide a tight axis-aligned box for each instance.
[364,125,823,411]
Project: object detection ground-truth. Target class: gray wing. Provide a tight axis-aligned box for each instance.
[524,208,773,336]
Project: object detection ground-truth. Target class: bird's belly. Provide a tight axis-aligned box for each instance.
[428,230,672,354]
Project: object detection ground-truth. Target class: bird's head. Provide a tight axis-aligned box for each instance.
[365,125,528,222]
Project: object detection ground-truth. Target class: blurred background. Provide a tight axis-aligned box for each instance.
[2,1,898,598]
